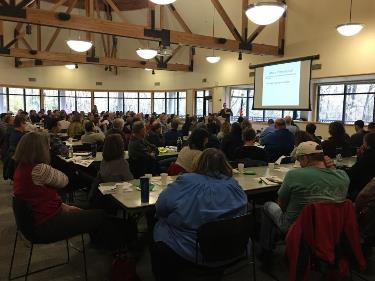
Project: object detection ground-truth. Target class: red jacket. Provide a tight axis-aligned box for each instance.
[285,201,366,281]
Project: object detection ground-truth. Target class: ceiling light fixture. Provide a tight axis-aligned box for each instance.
[66,39,93,52]
[206,5,221,64]
[149,0,177,5]
[245,2,287,25]
[136,48,158,60]
[336,0,364,36]
[145,68,152,71]
[65,64,76,70]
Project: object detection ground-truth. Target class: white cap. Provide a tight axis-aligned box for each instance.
[295,141,323,157]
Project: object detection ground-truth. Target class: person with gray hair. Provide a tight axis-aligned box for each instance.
[284,116,298,135]
[145,121,165,147]
[106,118,126,145]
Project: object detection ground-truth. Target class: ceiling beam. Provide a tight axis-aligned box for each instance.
[2,47,191,71]
[278,5,286,55]
[45,0,77,52]
[241,0,248,41]
[210,0,242,42]
[247,25,265,43]
[168,4,191,33]
[0,7,278,55]
[17,59,66,67]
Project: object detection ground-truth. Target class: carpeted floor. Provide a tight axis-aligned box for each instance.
[1,176,374,281]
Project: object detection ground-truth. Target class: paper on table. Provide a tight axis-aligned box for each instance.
[275,156,286,165]
[275,167,290,173]
[98,183,117,195]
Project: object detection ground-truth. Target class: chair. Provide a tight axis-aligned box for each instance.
[8,197,88,281]
[188,213,257,281]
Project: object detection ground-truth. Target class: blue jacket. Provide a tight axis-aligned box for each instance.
[154,173,248,262]
[261,128,295,162]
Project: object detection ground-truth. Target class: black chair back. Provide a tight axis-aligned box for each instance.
[196,213,253,263]
[12,197,35,242]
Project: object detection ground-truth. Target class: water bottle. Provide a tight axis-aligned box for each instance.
[91,143,97,158]
[336,153,343,167]
[140,176,150,203]
[68,145,74,158]
[177,137,182,152]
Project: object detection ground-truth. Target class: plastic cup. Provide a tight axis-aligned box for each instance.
[238,163,245,174]
[161,173,168,185]
[145,174,152,179]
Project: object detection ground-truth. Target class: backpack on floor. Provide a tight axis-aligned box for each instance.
[110,251,137,281]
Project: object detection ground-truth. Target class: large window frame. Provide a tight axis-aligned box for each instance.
[0,86,189,116]
[317,83,375,124]
[195,90,210,117]
[153,91,187,116]
[230,88,300,122]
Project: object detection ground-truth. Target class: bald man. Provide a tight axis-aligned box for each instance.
[260,118,295,162]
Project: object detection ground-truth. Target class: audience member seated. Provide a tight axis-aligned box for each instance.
[175,128,209,173]
[346,132,375,200]
[48,118,68,157]
[164,120,182,146]
[81,121,105,144]
[260,118,295,162]
[195,123,220,149]
[146,122,165,147]
[128,121,159,177]
[12,132,106,242]
[99,134,133,181]
[234,128,267,163]
[151,148,248,281]
[67,113,84,138]
[284,116,298,135]
[58,115,70,131]
[355,177,375,250]
[290,131,313,160]
[206,116,220,135]
[106,118,127,145]
[368,122,375,133]
[259,119,275,140]
[221,122,243,160]
[240,119,252,132]
[322,121,354,158]
[305,123,321,144]
[181,117,193,137]
[8,115,27,149]
[350,120,367,149]
[217,121,231,142]
[259,141,349,261]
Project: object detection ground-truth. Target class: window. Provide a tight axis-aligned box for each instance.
[109,92,123,112]
[139,92,152,114]
[230,88,300,122]
[0,87,7,113]
[124,92,138,113]
[76,91,91,112]
[25,89,40,112]
[153,92,166,113]
[178,92,186,117]
[43,89,59,111]
[317,83,375,124]
[195,90,210,117]
[166,92,178,115]
[59,90,76,113]
[8,88,24,113]
[94,92,109,113]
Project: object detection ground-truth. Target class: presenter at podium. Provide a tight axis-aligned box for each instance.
[219,103,233,122]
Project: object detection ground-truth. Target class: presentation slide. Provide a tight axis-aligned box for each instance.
[253,59,311,110]
[262,61,301,106]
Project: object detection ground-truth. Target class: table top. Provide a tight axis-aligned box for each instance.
[110,157,357,211]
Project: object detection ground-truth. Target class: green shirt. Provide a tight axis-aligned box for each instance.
[278,167,349,222]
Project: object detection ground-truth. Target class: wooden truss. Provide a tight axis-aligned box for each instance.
[0,0,286,72]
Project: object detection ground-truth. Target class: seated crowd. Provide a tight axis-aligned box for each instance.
[1,107,375,280]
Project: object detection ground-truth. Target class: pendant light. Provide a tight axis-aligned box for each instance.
[245,2,287,26]
[206,6,220,64]
[336,0,364,36]
[66,39,93,52]
[136,48,158,60]
[65,64,78,70]
[149,0,177,5]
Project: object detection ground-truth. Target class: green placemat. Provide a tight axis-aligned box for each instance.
[243,169,256,175]
[131,179,155,191]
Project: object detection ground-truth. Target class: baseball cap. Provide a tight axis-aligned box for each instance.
[295,141,323,157]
